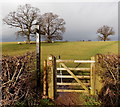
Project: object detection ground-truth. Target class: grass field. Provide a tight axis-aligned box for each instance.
[1,41,118,62]
[1,41,118,105]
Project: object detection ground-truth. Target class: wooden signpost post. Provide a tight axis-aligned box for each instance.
[36,25,41,90]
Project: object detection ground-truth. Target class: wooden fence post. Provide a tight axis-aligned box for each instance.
[47,55,57,100]
[43,60,48,98]
[94,55,103,94]
[90,56,96,95]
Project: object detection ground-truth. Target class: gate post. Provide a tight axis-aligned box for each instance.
[47,55,57,100]
[43,60,48,98]
[90,56,96,95]
[94,55,103,94]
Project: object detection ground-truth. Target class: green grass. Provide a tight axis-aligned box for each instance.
[79,93,101,105]
[41,41,118,60]
[1,41,118,68]
[1,41,118,62]
[2,42,36,56]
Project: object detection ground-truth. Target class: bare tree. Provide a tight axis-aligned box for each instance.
[3,4,40,43]
[97,25,115,41]
[41,12,65,43]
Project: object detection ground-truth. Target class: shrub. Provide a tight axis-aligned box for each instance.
[1,52,38,105]
[96,54,119,106]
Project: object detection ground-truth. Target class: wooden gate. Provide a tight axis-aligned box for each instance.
[43,55,96,100]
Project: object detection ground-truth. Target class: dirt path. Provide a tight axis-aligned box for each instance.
[55,92,84,106]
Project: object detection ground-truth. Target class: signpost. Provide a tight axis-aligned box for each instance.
[36,25,41,89]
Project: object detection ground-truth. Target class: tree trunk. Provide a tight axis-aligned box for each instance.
[27,35,30,43]
[103,35,107,41]
[47,40,52,43]
[47,36,52,43]
[26,28,31,43]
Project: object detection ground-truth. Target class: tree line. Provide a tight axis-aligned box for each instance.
[3,4,115,43]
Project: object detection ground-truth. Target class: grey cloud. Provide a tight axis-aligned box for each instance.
[1,2,118,42]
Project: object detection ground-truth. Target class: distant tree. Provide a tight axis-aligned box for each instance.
[97,25,115,41]
[40,12,65,43]
[3,4,41,43]
[88,40,91,41]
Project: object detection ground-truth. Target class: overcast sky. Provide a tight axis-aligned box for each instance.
[0,0,119,42]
